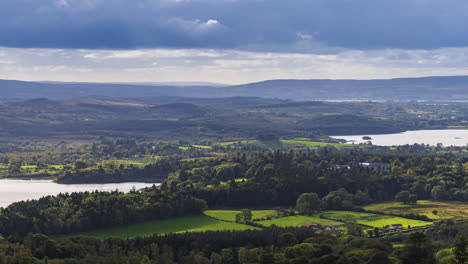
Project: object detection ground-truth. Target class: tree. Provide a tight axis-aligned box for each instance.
[408,194,418,204]
[345,222,363,237]
[296,193,320,215]
[278,232,298,247]
[73,160,88,171]
[322,189,353,210]
[235,209,253,223]
[353,190,371,206]
[221,249,235,264]
[400,232,435,264]
[140,256,151,264]
[431,186,447,201]
[373,227,380,237]
[238,248,262,264]
[454,235,468,264]
[210,252,223,264]
[395,191,410,203]
[235,214,242,223]
[240,209,252,221]
[435,248,455,264]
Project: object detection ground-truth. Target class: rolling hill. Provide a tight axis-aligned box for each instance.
[2,75,468,101]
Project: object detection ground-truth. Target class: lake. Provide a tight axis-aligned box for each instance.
[0,179,160,207]
[331,129,468,146]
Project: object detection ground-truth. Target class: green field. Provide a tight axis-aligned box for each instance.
[59,215,256,239]
[257,214,343,227]
[281,140,351,149]
[59,208,436,239]
[0,164,65,177]
[362,200,468,220]
[217,140,260,146]
[217,139,355,149]
[322,211,432,228]
[178,146,191,150]
[205,210,278,221]
[192,145,212,149]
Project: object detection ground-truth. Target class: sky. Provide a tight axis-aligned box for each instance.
[2,0,468,84]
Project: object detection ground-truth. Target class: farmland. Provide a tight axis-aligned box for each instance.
[257,214,342,227]
[362,200,468,220]
[60,207,437,239]
[59,215,256,239]
[217,139,357,149]
[204,210,278,222]
[322,210,433,228]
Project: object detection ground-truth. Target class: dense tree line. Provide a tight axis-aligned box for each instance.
[0,186,207,237]
[0,223,466,263]
[57,156,181,183]
[161,149,468,207]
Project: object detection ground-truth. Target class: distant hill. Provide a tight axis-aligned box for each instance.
[216,76,468,101]
[2,76,468,100]
[0,79,218,99]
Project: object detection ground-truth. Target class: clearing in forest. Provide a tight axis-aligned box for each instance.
[59,215,256,239]
[362,200,468,220]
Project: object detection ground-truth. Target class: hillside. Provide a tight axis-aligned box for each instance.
[218,76,468,101]
[0,79,218,99]
[2,76,468,101]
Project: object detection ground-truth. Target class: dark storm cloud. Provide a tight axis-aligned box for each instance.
[2,0,468,51]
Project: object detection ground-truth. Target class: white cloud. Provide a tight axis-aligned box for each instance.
[84,49,225,59]
[3,46,468,84]
[297,32,313,40]
[54,0,69,7]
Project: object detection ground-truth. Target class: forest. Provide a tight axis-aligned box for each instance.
[0,97,467,263]
[4,0,468,262]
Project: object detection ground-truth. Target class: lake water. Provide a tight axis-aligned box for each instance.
[0,179,160,207]
[331,129,468,147]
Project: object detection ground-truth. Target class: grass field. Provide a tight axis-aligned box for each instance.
[362,200,468,220]
[217,139,357,149]
[59,215,256,239]
[322,211,432,228]
[59,208,437,239]
[281,140,351,149]
[217,140,260,146]
[192,145,212,149]
[0,164,65,177]
[205,210,278,221]
[257,214,343,227]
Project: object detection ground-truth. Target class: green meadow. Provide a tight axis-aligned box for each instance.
[59,208,436,239]
[217,139,355,149]
[257,214,343,227]
[362,200,468,220]
[205,209,278,221]
[59,215,256,239]
[322,211,432,228]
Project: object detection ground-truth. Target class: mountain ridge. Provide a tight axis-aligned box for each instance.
[2,75,468,100]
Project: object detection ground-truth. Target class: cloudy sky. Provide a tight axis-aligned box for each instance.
[2,0,468,84]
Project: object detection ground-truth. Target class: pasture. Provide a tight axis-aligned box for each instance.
[205,210,278,221]
[257,214,343,227]
[217,139,356,149]
[0,164,65,177]
[322,211,432,228]
[59,215,256,239]
[362,200,468,220]
[58,209,436,239]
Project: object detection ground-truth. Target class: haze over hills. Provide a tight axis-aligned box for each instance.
[2,75,468,101]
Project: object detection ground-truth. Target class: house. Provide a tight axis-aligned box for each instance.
[301,224,341,232]
[357,162,389,171]
[334,165,351,170]
[387,224,403,230]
